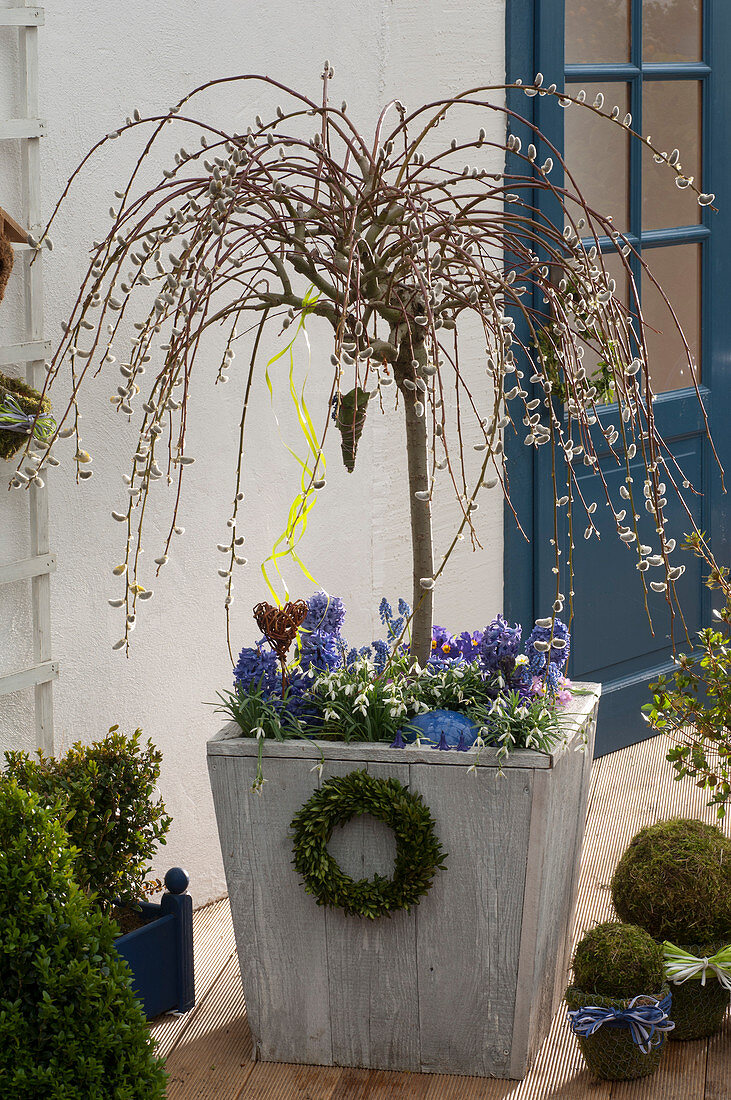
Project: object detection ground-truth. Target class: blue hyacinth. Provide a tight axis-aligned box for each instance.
[303,590,346,637]
[233,646,280,694]
[525,618,571,672]
[479,615,522,676]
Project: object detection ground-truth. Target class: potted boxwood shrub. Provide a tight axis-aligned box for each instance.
[4,727,194,1020]
[611,817,731,1041]
[13,68,718,1077]
[0,777,166,1098]
[566,922,673,1081]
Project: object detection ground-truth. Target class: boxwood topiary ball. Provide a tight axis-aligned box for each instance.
[610,817,731,942]
[573,921,665,998]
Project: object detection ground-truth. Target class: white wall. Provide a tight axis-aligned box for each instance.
[0,0,505,904]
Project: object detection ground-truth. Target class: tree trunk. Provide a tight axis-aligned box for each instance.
[392,330,434,667]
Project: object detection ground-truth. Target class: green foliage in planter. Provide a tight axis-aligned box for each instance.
[4,726,171,910]
[611,817,731,942]
[572,921,665,999]
[0,778,166,1099]
[644,535,731,818]
[0,371,53,461]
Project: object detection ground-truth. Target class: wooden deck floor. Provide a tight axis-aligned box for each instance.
[152,735,731,1099]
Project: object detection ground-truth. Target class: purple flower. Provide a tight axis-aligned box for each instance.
[233,646,280,694]
[303,590,346,637]
[453,629,484,661]
[298,629,344,673]
[429,625,463,665]
[525,618,571,673]
[479,615,522,676]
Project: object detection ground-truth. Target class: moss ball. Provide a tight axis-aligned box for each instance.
[611,817,731,942]
[0,371,52,462]
[572,921,665,998]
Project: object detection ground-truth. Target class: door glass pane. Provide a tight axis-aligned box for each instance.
[642,81,702,231]
[644,0,702,64]
[565,83,630,233]
[565,0,630,63]
[576,251,629,405]
[642,244,701,393]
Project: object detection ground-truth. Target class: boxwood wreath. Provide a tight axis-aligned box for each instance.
[290,769,446,919]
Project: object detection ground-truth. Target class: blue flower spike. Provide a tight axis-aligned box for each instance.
[390,729,407,749]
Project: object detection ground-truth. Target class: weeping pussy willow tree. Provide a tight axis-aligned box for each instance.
[12,66,720,666]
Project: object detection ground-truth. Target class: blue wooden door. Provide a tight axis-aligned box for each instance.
[505,0,731,754]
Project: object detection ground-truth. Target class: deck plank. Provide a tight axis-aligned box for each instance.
[151,898,236,1059]
[164,736,730,1099]
[164,954,253,1099]
[704,1016,731,1100]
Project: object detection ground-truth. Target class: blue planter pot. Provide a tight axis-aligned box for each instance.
[114,867,195,1020]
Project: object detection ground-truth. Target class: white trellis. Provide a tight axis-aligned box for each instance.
[0,1,56,753]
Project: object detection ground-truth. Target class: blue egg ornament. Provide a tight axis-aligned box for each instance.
[393,709,479,750]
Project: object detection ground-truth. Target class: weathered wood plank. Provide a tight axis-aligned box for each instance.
[325,759,420,1072]
[511,710,597,1076]
[209,752,333,1065]
[414,762,534,1077]
[209,730,554,768]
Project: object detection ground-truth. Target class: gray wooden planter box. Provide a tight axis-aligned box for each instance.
[207,684,600,1080]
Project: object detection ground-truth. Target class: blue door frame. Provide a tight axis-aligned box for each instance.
[504,0,731,755]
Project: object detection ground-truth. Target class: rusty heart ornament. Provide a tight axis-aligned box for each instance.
[253,599,308,693]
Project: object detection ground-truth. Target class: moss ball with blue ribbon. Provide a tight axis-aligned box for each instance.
[290,769,446,919]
